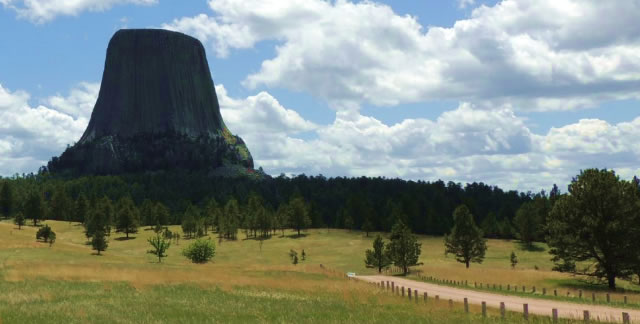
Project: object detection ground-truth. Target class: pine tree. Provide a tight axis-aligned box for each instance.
[364,234,391,273]
[74,194,89,223]
[181,205,199,239]
[222,199,240,240]
[49,188,73,221]
[361,217,374,237]
[444,205,487,268]
[0,181,14,218]
[510,251,518,269]
[155,202,170,228]
[289,196,310,236]
[24,191,44,227]
[14,212,25,229]
[204,198,219,234]
[92,230,108,255]
[140,199,156,228]
[276,204,291,237]
[115,197,140,239]
[387,221,421,275]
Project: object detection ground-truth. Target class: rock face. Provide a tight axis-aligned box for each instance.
[48,29,254,176]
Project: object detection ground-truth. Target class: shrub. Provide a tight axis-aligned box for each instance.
[182,238,216,263]
[36,225,55,243]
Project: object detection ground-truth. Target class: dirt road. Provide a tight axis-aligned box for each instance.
[358,275,640,323]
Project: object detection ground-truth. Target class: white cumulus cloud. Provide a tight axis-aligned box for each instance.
[164,0,640,111]
[0,0,157,23]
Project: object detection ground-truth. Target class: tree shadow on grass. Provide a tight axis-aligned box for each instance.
[517,241,546,252]
[114,236,136,241]
[286,233,308,239]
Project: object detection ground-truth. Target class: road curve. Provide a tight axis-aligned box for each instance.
[358,275,640,323]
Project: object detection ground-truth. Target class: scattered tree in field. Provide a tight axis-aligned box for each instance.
[14,212,25,229]
[0,181,13,218]
[387,221,422,275]
[444,205,487,268]
[48,232,56,247]
[182,238,216,263]
[173,232,181,245]
[36,224,56,243]
[364,234,391,273]
[361,217,373,237]
[147,234,171,263]
[301,249,306,261]
[510,251,518,269]
[547,169,640,289]
[115,197,140,239]
[289,249,298,265]
[289,196,311,236]
[24,191,45,227]
[92,230,108,255]
[85,197,113,239]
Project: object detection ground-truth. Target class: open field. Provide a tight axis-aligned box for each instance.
[0,220,636,323]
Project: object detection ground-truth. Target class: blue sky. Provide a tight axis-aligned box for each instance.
[1,0,639,191]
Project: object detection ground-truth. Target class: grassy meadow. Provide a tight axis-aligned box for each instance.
[0,219,634,323]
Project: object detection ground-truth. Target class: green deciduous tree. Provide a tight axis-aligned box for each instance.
[364,234,391,273]
[0,181,14,218]
[387,221,422,275]
[510,251,518,269]
[182,238,215,263]
[444,205,487,268]
[547,169,640,289]
[147,234,171,263]
[115,197,140,239]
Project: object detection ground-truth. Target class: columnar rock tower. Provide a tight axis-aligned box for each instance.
[48,29,254,176]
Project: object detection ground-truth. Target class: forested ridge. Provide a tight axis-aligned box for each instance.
[0,170,546,239]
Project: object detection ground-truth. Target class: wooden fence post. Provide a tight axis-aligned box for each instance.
[464,298,469,313]
[414,290,418,303]
[552,309,558,324]
[435,295,439,301]
[554,289,557,297]
[402,287,405,297]
[408,288,412,300]
[522,285,526,292]
[624,296,627,304]
[482,301,487,317]
[424,292,427,302]
[583,310,589,323]
[507,284,510,290]
[592,292,595,302]
[623,312,630,324]
[523,304,529,321]
[448,299,453,308]
[533,286,536,293]
[392,282,395,292]
[500,302,505,319]
[543,288,546,295]
[607,293,610,303]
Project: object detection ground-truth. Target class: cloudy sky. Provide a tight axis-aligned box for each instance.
[1,0,639,192]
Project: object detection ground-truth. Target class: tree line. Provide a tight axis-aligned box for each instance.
[0,171,538,239]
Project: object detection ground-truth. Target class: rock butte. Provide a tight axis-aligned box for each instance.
[47,29,254,176]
